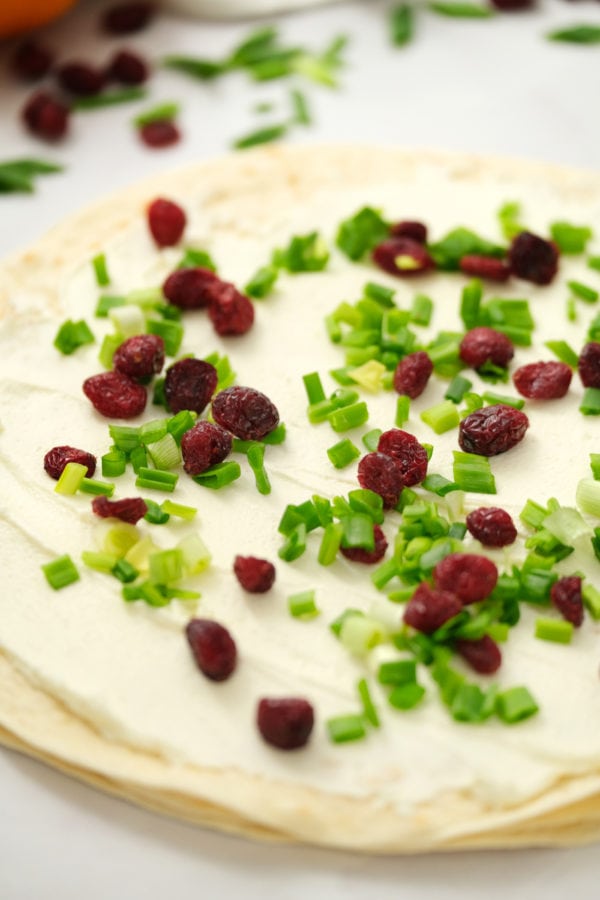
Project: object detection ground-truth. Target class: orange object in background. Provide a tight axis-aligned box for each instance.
[0,0,78,38]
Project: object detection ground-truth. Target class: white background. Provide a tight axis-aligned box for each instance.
[1,0,600,896]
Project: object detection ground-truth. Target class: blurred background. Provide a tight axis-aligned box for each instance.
[1,0,600,897]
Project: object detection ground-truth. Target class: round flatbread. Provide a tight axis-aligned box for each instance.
[1,145,600,853]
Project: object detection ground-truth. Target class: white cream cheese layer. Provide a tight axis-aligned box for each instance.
[1,155,600,816]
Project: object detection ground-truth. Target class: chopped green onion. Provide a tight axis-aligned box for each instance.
[326,714,366,744]
[535,617,573,644]
[146,433,181,470]
[453,451,496,494]
[146,318,184,357]
[327,438,360,469]
[136,467,178,493]
[428,1,493,16]
[247,442,271,494]
[133,102,180,127]
[94,294,126,318]
[590,454,600,481]
[81,550,118,573]
[262,422,286,445]
[395,395,410,427]
[460,278,482,329]
[288,589,320,619]
[336,206,389,261]
[339,513,375,550]
[544,339,579,368]
[139,419,168,445]
[497,201,524,241]
[482,391,525,410]
[422,473,460,497]
[357,678,380,728]
[0,158,63,194]
[576,477,600,517]
[420,400,460,435]
[79,477,115,497]
[54,319,95,355]
[98,333,121,369]
[389,3,414,46]
[445,374,472,404]
[290,87,311,124]
[569,280,598,304]
[178,532,211,574]
[371,557,399,591]
[177,247,217,271]
[348,488,384,523]
[54,461,87,496]
[363,282,395,307]
[543,506,589,544]
[547,25,600,45]
[111,558,139,584]
[143,498,170,524]
[582,584,600,620]
[278,523,307,562]
[378,659,417,685]
[589,256,600,272]
[166,409,196,443]
[92,253,110,287]
[278,500,319,535]
[328,401,369,432]
[233,123,289,149]
[41,555,80,590]
[388,682,426,710]
[550,221,593,254]
[192,460,241,490]
[580,388,600,416]
[303,371,326,405]
[429,228,504,271]
[451,684,491,723]
[161,500,197,520]
[339,614,386,655]
[318,522,344,565]
[244,264,279,299]
[348,360,387,392]
[362,428,382,452]
[149,548,183,585]
[496,686,539,724]
[72,87,147,110]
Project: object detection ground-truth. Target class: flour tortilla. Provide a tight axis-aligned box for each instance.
[1,145,600,853]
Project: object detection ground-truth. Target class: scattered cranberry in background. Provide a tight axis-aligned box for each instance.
[377,429,428,487]
[22,91,69,141]
[578,341,600,388]
[91,495,148,524]
[12,41,54,80]
[508,231,559,285]
[57,61,106,96]
[164,358,218,415]
[147,197,186,246]
[107,49,149,84]
[233,556,276,593]
[433,553,498,604]
[83,370,147,418]
[257,697,314,750]
[512,360,572,399]
[455,635,502,675]
[208,282,255,336]
[459,255,510,282]
[163,267,220,310]
[550,576,584,627]
[181,421,232,475]
[459,326,514,370]
[403,583,463,634]
[372,236,434,277]
[212,386,280,441]
[357,452,404,509]
[139,120,181,148]
[459,404,529,456]
[393,350,433,399]
[490,0,535,9]
[465,506,517,547]
[102,1,155,34]
[389,220,428,243]
[44,445,96,480]
[340,524,388,564]
[113,333,165,381]
[185,618,237,682]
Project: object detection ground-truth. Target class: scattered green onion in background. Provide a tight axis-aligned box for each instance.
[547,25,600,45]
[0,158,63,194]
[389,4,414,46]
[428,1,494,17]
[72,87,147,110]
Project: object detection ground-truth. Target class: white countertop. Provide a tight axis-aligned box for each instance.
[1,0,600,896]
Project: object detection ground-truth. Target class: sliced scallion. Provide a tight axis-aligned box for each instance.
[326,714,366,744]
[54,319,95,355]
[535,617,573,644]
[42,555,80,590]
[420,400,460,434]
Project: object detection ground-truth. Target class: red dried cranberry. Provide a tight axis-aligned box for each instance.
[508,231,559,285]
[459,404,529,456]
[513,361,572,399]
[433,553,498,604]
[357,452,404,509]
[212,386,279,440]
[185,618,237,682]
[459,255,510,282]
[44,445,96,480]
[139,120,180,148]
[403,583,463,634]
[465,507,517,547]
[113,333,165,381]
[164,358,218,415]
[372,237,434,277]
[181,421,232,475]
[208,283,254,336]
[393,351,433,399]
[455,635,502,674]
[107,49,149,84]
[147,197,186,247]
[340,524,388,564]
[490,0,534,10]
[578,342,600,388]
[377,429,428,487]
[162,267,219,310]
[12,41,54,80]
[257,697,314,750]
[102,2,155,34]
[550,576,584,627]
[389,220,427,243]
[91,495,148,524]
[233,556,276,593]
[83,371,147,419]
[459,326,514,370]
[57,62,105,96]
[22,91,69,141]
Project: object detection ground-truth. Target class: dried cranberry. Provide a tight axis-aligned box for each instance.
[550,576,584,627]
[185,618,237,682]
[340,524,388,564]
[208,283,254,336]
[433,553,498,604]
[393,351,433,399]
[404,583,463,634]
[181,421,232,475]
[459,326,514,370]
[578,342,600,388]
[102,2,155,34]
[508,231,559,285]
[22,91,69,141]
[233,556,276,593]
[164,358,218,415]
[44,445,96,480]
[357,452,404,509]
[459,255,510,282]
[513,361,572,399]
[465,507,517,547]
[455,635,502,674]
[389,220,427,243]
[377,429,428,487]
[113,334,165,381]
[57,62,105,96]
[162,267,219,310]
[83,371,147,419]
[257,697,314,750]
[12,41,54,80]
[107,49,149,84]
[459,404,529,456]
[139,120,180,148]
[372,237,434,277]
[212,386,279,440]
[147,197,186,247]
[490,0,534,10]
[91,495,148,524]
